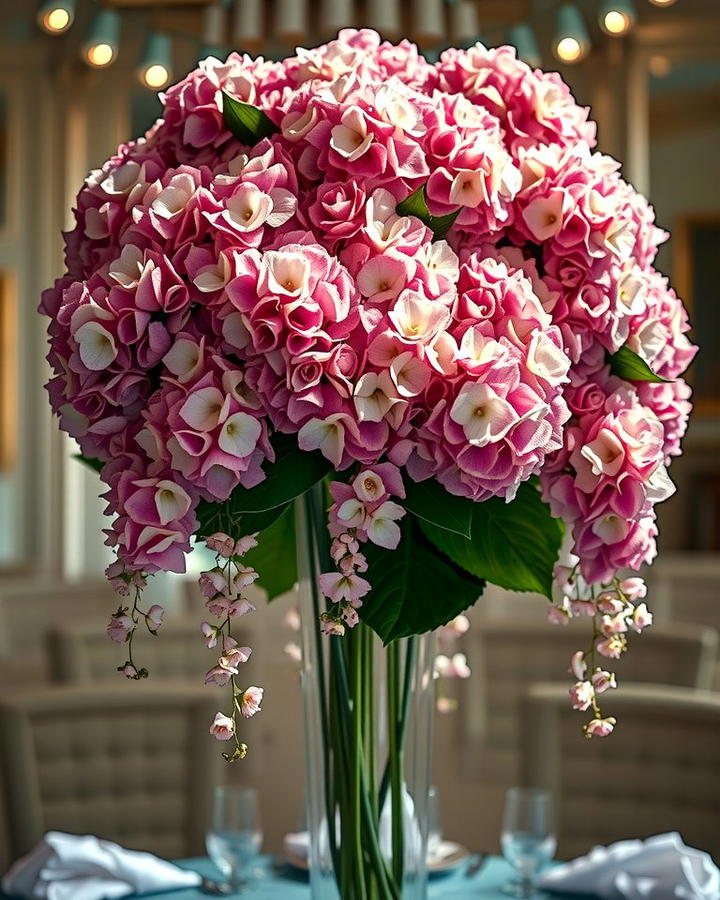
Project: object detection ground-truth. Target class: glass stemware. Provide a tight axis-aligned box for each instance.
[500,787,556,898]
[426,785,442,861]
[206,785,263,892]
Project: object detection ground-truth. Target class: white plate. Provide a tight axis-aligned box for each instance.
[283,837,470,874]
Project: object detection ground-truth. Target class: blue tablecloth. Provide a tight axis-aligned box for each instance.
[115,856,578,899]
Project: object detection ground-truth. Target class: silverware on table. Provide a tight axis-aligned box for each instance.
[464,852,488,878]
[200,875,234,895]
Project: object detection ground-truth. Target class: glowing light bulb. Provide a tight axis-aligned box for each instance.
[82,10,119,69]
[553,5,590,64]
[87,42,114,67]
[649,0,676,6]
[556,36,582,62]
[37,1,74,34]
[137,33,173,90]
[600,1,635,35]
[604,10,629,33]
[142,63,170,89]
[44,7,69,30]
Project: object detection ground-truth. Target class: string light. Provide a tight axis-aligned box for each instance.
[553,5,590,63]
[600,0,636,34]
[37,0,74,34]
[61,0,679,75]
[138,33,172,90]
[83,9,120,68]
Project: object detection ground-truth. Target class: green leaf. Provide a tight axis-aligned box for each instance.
[360,518,485,644]
[242,504,297,600]
[419,481,564,599]
[396,186,428,219]
[607,345,671,383]
[222,92,279,145]
[195,499,290,542]
[396,186,461,241]
[403,478,474,539]
[223,432,332,513]
[73,454,104,474]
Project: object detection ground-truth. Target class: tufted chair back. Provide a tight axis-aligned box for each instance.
[645,553,720,631]
[46,617,252,684]
[458,618,718,784]
[520,683,720,862]
[0,580,117,684]
[0,684,224,863]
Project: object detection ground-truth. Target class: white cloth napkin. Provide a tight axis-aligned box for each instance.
[539,833,720,899]
[1,831,201,900]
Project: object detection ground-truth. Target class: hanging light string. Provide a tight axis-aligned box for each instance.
[36,0,673,76]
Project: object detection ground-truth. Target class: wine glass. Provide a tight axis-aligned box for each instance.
[206,785,263,892]
[500,787,556,897]
[427,786,442,861]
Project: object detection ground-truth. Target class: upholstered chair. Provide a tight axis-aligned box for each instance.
[644,553,720,626]
[458,618,718,783]
[0,580,117,684]
[46,617,252,684]
[0,684,224,863]
[645,554,720,686]
[520,683,720,862]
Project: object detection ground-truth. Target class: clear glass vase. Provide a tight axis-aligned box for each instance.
[296,485,435,900]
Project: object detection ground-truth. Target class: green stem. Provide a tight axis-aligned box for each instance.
[379,636,417,812]
[364,627,379,900]
[307,483,398,899]
[388,640,404,887]
[331,628,398,899]
[329,661,350,897]
[350,628,368,899]
[303,492,340,880]
[364,626,377,823]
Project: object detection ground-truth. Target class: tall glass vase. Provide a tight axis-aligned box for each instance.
[296,484,436,900]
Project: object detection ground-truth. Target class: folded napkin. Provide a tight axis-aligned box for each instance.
[2,831,201,900]
[539,832,720,899]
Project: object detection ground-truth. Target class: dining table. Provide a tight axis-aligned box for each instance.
[99,855,578,899]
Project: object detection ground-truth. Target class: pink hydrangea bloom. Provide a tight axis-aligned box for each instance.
[40,29,697,737]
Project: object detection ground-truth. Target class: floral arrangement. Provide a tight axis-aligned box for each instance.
[41,28,696,756]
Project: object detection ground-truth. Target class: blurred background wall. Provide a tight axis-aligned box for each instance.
[0,0,718,863]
